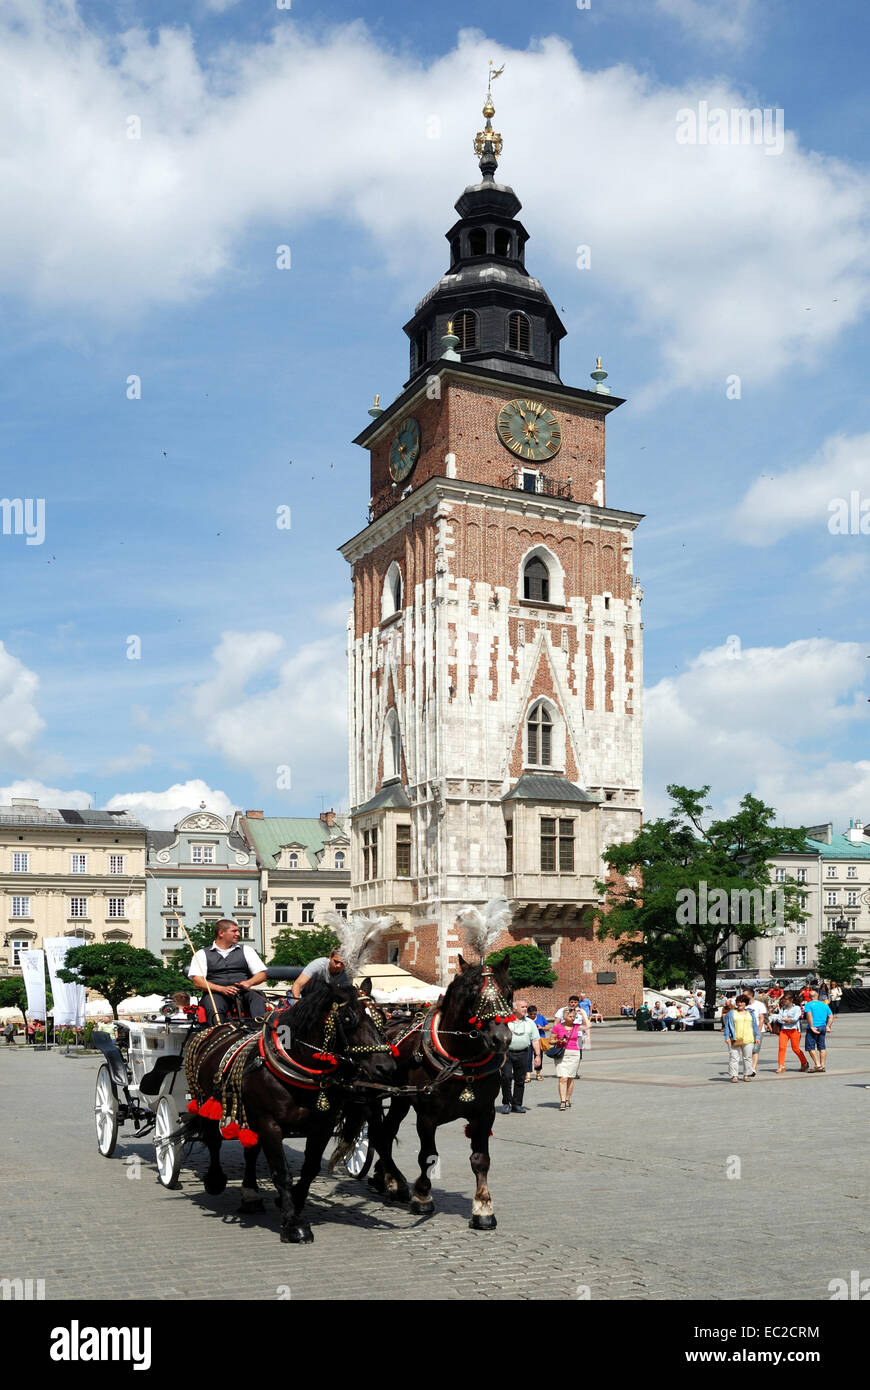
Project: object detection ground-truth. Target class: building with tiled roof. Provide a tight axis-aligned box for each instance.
[738,820,870,986]
[0,798,147,975]
[234,810,351,961]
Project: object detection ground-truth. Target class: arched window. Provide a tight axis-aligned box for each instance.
[288,853,298,870]
[468,229,487,256]
[382,562,403,621]
[454,310,477,350]
[494,229,511,258]
[335,851,345,870]
[527,703,552,767]
[523,555,550,602]
[384,708,401,781]
[508,312,531,354]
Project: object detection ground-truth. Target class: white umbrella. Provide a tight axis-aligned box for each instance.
[0,1007,25,1022]
[86,999,113,1018]
[118,993,166,1015]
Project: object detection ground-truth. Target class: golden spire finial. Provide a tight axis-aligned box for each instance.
[474,60,505,170]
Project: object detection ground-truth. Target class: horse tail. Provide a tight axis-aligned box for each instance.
[327,1102,368,1174]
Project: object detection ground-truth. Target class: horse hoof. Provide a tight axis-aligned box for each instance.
[203,1174,227,1196]
[282,1224,314,1244]
[469,1213,497,1231]
[239,1199,265,1214]
[390,1185,411,1204]
[409,1200,435,1217]
[367,1174,387,1194]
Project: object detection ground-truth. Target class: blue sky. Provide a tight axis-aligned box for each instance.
[1,0,868,829]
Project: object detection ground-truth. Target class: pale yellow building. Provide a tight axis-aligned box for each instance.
[0,799,147,975]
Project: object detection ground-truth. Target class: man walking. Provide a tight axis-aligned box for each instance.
[803,989,834,1073]
[744,987,768,1076]
[500,1001,540,1114]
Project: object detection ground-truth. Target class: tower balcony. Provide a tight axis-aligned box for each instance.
[501,472,574,501]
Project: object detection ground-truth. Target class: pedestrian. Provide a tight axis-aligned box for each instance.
[774,992,808,1074]
[723,994,758,1082]
[25,1018,36,1045]
[817,980,830,1003]
[551,1007,589,1110]
[499,1001,540,1114]
[744,988,768,1076]
[554,995,582,1023]
[803,989,834,1073]
[830,983,843,1016]
[3,1022,15,1046]
[526,1002,548,1083]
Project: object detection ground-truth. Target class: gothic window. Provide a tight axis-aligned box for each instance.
[527,703,553,766]
[494,229,511,258]
[508,312,531,354]
[454,310,477,350]
[505,819,513,873]
[384,708,402,781]
[468,229,487,256]
[523,555,550,602]
[363,827,379,880]
[382,562,403,620]
[396,824,412,877]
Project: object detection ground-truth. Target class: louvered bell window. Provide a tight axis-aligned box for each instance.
[454,311,477,350]
[508,312,531,353]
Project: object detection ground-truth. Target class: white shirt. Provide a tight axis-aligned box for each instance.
[188,944,266,980]
[748,999,767,1032]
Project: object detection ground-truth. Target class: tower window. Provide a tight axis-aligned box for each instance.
[384,708,402,781]
[454,310,477,350]
[508,312,531,354]
[494,229,511,258]
[468,229,487,257]
[450,236,461,265]
[505,819,513,873]
[382,562,403,620]
[414,328,428,371]
[527,703,552,766]
[396,824,412,877]
[523,555,550,602]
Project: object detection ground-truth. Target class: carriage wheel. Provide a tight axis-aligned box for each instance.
[94,1065,120,1157]
[344,1122,373,1180]
[154,1095,183,1189]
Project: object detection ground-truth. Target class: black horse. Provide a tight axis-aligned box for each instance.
[366,957,513,1229]
[188,979,395,1243]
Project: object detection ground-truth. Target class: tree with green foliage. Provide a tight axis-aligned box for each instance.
[815,934,862,986]
[485,944,557,990]
[57,943,188,1018]
[596,786,809,1015]
[268,925,341,968]
[0,976,52,1018]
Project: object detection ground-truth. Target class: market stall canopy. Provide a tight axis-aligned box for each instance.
[118,994,167,1015]
[354,964,443,1005]
[0,1007,25,1022]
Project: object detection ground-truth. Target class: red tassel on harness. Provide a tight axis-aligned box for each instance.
[199,1098,222,1121]
[187,1100,199,1114]
[468,1016,478,1025]
[220,1121,240,1140]
[238,1128,259,1148]
[390,1043,400,1058]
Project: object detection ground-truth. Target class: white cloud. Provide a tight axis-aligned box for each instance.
[644,637,869,827]
[189,629,347,802]
[104,779,238,829]
[655,0,752,45]
[734,431,870,545]
[1,9,868,392]
[0,642,45,761]
[0,778,91,808]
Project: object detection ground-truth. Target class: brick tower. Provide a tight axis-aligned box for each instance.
[340,74,644,1011]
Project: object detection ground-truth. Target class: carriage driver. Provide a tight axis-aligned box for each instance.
[188,920,268,1024]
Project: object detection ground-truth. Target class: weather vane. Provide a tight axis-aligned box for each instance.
[474,59,505,168]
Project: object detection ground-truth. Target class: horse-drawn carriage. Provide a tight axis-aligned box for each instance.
[88,903,517,1242]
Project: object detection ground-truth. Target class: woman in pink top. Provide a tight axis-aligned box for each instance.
[551,1007,589,1110]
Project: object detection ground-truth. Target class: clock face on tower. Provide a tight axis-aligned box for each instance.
[389,416,421,482]
[496,398,562,462]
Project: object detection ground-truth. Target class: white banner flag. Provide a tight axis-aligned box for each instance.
[19,949,46,1021]
[43,937,87,1027]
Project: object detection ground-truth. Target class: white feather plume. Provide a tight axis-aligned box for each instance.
[322,910,395,980]
[456,897,513,960]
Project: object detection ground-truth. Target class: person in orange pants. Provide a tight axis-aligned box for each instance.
[776,993,808,1072]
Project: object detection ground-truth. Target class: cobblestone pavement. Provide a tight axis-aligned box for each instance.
[2,1019,868,1301]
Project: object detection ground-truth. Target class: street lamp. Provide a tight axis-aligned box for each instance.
[832,917,849,937]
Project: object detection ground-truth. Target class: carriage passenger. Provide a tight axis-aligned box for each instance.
[291,950,352,1000]
[189,920,267,1024]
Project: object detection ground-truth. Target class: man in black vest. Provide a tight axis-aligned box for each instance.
[188,920,267,1025]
